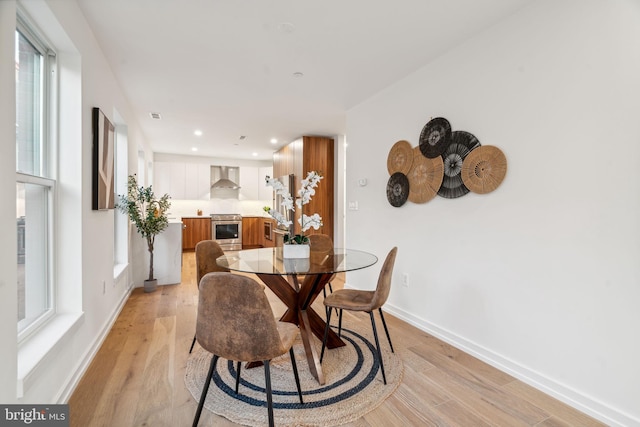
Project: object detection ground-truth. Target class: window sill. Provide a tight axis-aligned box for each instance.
[113,263,128,282]
[17,312,84,398]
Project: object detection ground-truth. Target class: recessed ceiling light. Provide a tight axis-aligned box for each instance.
[293,72,304,78]
[194,129,203,136]
[252,152,258,157]
[270,138,278,144]
[191,147,198,152]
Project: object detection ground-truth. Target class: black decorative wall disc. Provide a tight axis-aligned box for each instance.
[450,130,481,152]
[386,172,410,207]
[438,143,472,199]
[419,117,451,159]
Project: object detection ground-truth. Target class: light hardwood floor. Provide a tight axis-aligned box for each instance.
[69,252,605,426]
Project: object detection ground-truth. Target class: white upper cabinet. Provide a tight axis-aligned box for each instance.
[185,163,211,200]
[239,166,259,200]
[258,166,273,201]
[154,162,210,200]
[239,166,273,201]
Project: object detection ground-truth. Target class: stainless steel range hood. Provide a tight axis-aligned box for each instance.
[211,166,240,189]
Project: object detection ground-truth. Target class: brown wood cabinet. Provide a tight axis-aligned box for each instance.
[242,217,276,249]
[242,217,262,249]
[262,218,275,248]
[181,217,211,251]
[273,136,334,239]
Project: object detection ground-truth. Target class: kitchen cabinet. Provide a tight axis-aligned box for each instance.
[154,162,185,199]
[273,136,334,238]
[154,162,210,200]
[182,217,211,251]
[262,218,275,248]
[239,166,273,201]
[242,217,275,248]
[242,217,262,249]
[184,163,211,200]
[259,166,274,201]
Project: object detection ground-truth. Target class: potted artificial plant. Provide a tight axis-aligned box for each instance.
[117,175,171,292]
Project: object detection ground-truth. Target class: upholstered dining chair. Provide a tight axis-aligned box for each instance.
[320,247,398,385]
[189,240,228,354]
[192,272,303,427]
[307,234,336,297]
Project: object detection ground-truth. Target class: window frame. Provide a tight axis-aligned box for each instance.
[16,13,58,343]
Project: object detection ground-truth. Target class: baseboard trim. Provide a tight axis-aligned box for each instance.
[380,301,636,427]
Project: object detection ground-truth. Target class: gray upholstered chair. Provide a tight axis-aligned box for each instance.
[189,240,229,354]
[192,272,303,427]
[320,247,398,384]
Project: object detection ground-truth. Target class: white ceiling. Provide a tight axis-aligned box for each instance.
[76,0,533,160]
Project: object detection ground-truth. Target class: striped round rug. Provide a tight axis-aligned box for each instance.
[184,322,403,426]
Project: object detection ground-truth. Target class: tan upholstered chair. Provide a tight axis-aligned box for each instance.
[189,240,229,354]
[307,234,339,318]
[307,234,336,296]
[320,247,398,384]
[192,272,303,427]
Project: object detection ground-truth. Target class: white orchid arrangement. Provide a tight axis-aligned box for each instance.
[264,171,323,244]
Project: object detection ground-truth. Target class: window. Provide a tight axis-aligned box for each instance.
[114,124,128,272]
[16,19,56,337]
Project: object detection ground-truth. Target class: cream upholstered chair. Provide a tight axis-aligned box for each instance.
[320,247,398,384]
[192,272,303,427]
[189,240,228,354]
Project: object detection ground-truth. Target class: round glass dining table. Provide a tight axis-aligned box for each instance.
[217,247,378,384]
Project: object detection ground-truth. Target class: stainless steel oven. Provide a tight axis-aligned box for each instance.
[211,214,242,251]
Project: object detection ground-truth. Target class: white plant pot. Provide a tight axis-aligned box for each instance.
[283,243,310,259]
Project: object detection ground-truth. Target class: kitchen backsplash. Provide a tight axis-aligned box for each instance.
[166,199,272,220]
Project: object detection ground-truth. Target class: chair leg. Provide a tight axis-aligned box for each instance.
[369,311,387,385]
[193,354,218,427]
[338,309,343,338]
[327,283,338,317]
[289,347,303,403]
[264,360,275,427]
[320,307,333,362]
[235,361,242,394]
[378,308,394,353]
[189,333,197,354]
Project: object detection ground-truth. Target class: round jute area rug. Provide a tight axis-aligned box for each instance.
[184,323,403,426]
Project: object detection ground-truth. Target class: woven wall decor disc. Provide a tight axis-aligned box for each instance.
[386,172,409,207]
[461,145,507,194]
[438,141,471,199]
[419,117,451,159]
[408,146,444,203]
[450,130,481,152]
[387,140,414,175]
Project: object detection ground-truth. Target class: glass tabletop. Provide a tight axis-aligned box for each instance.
[217,247,378,275]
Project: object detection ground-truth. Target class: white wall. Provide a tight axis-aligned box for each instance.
[0,0,19,403]
[344,0,640,425]
[0,0,150,403]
